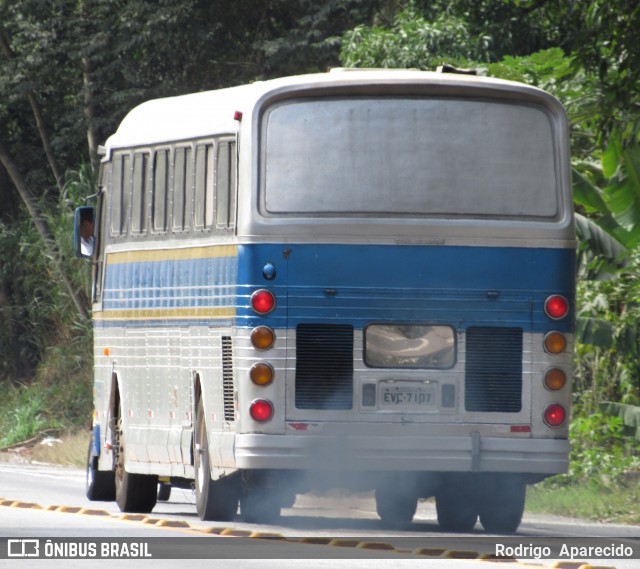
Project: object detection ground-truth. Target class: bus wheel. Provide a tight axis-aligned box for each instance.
[435,481,478,532]
[478,476,526,534]
[240,474,281,524]
[85,437,115,501]
[114,409,158,513]
[194,399,239,521]
[375,486,418,525]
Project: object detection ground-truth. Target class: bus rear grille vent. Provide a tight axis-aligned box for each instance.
[465,327,522,413]
[221,336,235,421]
[295,324,354,410]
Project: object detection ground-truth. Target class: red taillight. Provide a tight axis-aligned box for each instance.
[543,404,566,427]
[251,289,275,315]
[249,399,273,422]
[545,295,569,320]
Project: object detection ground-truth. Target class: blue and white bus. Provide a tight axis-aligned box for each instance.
[78,69,575,533]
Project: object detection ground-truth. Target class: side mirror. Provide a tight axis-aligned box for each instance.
[74,206,95,258]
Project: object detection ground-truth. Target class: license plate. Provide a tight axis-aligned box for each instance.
[379,381,437,409]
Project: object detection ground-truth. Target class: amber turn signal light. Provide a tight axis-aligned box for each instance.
[250,362,274,386]
[251,326,275,350]
[544,368,567,391]
[543,331,567,354]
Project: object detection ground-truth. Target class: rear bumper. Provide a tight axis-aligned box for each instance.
[234,433,569,475]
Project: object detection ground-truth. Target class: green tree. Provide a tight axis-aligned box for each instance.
[341,4,493,70]
[540,0,640,143]
[0,0,383,382]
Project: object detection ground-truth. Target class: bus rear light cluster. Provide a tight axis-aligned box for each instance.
[543,403,566,427]
[540,297,569,428]
[249,291,276,422]
[543,331,567,354]
[251,289,275,315]
[249,399,274,422]
[544,368,567,391]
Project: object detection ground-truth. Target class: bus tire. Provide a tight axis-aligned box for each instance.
[478,476,526,534]
[85,438,115,501]
[194,399,239,521]
[375,487,418,525]
[114,409,158,513]
[436,481,478,532]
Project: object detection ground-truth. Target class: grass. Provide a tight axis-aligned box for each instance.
[526,477,640,524]
[0,379,89,468]
[0,339,93,466]
[28,430,88,468]
[0,379,91,448]
[0,382,56,448]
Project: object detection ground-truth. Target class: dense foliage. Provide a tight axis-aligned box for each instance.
[0,0,383,381]
[1,1,639,468]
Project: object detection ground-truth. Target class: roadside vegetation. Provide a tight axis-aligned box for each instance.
[1,0,639,523]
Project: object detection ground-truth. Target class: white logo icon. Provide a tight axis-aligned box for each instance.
[8,539,40,557]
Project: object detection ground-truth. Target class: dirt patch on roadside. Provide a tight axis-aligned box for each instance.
[0,430,87,467]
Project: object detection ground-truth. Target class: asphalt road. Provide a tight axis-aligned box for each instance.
[1,460,639,568]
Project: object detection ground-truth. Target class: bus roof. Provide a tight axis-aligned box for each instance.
[104,69,559,153]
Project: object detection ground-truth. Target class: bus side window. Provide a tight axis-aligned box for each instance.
[110,153,133,237]
[153,149,169,232]
[194,144,215,230]
[173,146,193,232]
[131,152,149,234]
[216,141,236,229]
[121,154,132,235]
[110,155,123,235]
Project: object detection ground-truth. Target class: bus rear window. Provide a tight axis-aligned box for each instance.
[262,97,559,220]
[365,324,455,369]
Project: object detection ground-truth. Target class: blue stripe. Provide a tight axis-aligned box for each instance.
[102,255,237,311]
[96,243,575,333]
[236,244,575,333]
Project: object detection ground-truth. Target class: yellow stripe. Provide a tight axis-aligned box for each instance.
[106,244,238,265]
[94,307,236,321]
